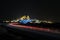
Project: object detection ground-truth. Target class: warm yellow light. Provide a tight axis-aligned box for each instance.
[47,21,53,23]
[27,16,30,20]
[11,20,14,22]
[20,15,26,20]
[43,21,48,23]
[5,21,9,22]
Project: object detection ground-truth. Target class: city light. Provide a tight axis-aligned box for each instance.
[3,21,9,23]
[3,15,53,24]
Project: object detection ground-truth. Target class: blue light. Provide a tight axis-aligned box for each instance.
[19,19,32,24]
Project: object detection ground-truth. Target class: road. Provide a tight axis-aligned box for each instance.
[0,22,60,40]
[8,23,60,34]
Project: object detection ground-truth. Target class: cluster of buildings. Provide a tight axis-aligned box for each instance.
[3,15,53,24]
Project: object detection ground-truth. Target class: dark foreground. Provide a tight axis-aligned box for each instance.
[0,23,60,40]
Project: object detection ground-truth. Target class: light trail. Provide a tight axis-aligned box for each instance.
[8,23,60,33]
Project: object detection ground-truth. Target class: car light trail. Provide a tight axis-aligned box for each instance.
[8,23,60,33]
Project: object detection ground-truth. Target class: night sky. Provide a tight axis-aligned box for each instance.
[1,0,60,22]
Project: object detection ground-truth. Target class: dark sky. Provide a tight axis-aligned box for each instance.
[1,0,60,22]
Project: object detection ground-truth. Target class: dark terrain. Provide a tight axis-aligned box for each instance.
[0,23,60,40]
